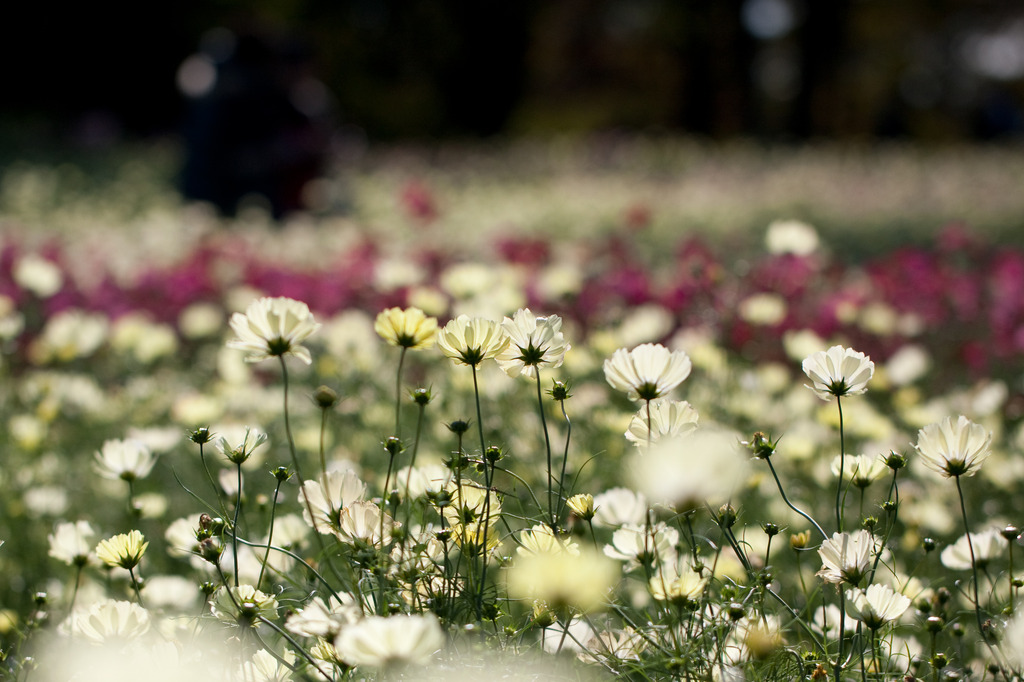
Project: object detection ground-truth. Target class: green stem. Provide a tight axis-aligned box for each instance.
[256,615,334,680]
[278,356,302,479]
[68,563,84,614]
[128,566,145,607]
[278,356,345,587]
[764,457,827,539]
[319,406,331,510]
[470,368,487,621]
[955,474,989,641]
[555,397,572,520]
[871,628,880,680]
[232,462,243,585]
[534,370,554,527]
[257,475,284,591]
[835,585,846,682]
[198,440,223,510]
[836,396,845,533]
[472,367,486,455]
[394,346,408,439]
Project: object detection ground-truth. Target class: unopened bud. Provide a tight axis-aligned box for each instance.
[313,385,339,409]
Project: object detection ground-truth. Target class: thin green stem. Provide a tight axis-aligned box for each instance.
[871,628,880,680]
[836,585,847,682]
[555,397,572,520]
[956,475,988,641]
[394,346,408,439]
[278,356,301,478]
[232,462,243,585]
[534,370,555,527]
[764,456,827,539]
[68,563,84,614]
[318,406,331,509]
[470,368,488,621]
[836,395,845,533]
[402,400,427,524]
[128,566,145,607]
[278,356,346,587]
[256,475,284,591]
[198,441,223,510]
[471,368,486,455]
[256,615,334,681]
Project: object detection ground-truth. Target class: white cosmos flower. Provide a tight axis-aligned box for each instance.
[1003,602,1024,669]
[516,524,580,557]
[227,297,321,365]
[604,522,679,569]
[914,415,992,478]
[335,613,444,668]
[604,343,692,401]
[95,530,148,570]
[373,306,437,350]
[649,555,708,603]
[285,595,358,639]
[940,529,1005,570]
[765,219,819,256]
[94,438,156,482]
[802,345,874,400]
[848,583,911,629]
[13,253,63,298]
[66,599,150,643]
[337,501,394,546]
[625,398,700,448]
[830,454,887,488]
[495,308,570,378]
[239,649,294,682]
[298,470,367,534]
[506,547,616,613]
[212,584,279,623]
[435,315,509,368]
[592,487,648,528]
[48,520,97,567]
[817,530,875,586]
[628,428,748,510]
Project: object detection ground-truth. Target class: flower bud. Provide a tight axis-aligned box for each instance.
[884,450,907,471]
[410,387,432,406]
[383,437,403,457]
[748,432,777,459]
[313,385,339,409]
[548,380,572,401]
[718,504,737,529]
[190,426,214,445]
[446,420,471,435]
[790,530,811,550]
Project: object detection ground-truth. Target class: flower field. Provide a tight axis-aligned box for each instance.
[3,137,1024,681]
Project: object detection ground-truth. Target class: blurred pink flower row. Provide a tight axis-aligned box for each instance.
[3,221,1023,378]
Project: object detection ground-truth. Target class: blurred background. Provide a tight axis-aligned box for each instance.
[3,0,1024,221]
[6,0,1024,142]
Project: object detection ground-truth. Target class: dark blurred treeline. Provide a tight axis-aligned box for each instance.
[4,0,1024,142]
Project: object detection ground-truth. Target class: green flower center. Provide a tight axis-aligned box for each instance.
[517,342,547,366]
[459,347,485,366]
[635,382,661,401]
[267,336,291,356]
